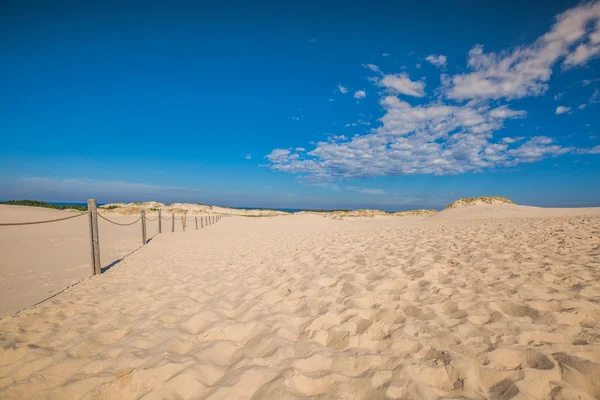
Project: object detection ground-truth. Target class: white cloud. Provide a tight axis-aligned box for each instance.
[378,73,426,97]
[328,98,335,102]
[555,106,572,114]
[363,64,381,73]
[266,98,572,180]
[425,54,447,68]
[502,137,525,144]
[579,104,587,109]
[445,2,600,100]
[292,116,301,121]
[489,105,527,119]
[354,90,366,99]
[245,154,252,160]
[337,83,349,94]
[382,53,390,57]
[415,63,421,69]
[295,147,306,152]
[308,38,316,44]
[345,119,370,127]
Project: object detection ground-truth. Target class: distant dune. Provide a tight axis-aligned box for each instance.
[444,196,515,209]
[100,202,287,217]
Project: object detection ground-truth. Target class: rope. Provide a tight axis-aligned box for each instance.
[161,215,173,221]
[0,211,88,226]
[98,214,142,226]
[145,215,159,221]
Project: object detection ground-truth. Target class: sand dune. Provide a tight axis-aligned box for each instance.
[1,206,600,399]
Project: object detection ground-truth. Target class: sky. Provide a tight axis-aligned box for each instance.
[1,0,599,211]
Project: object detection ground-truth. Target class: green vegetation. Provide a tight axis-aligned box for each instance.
[103,205,120,210]
[150,207,160,211]
[0,200,87,211]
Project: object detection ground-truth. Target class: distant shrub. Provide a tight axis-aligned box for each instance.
[104,205,120,210]
[0,200,87,211]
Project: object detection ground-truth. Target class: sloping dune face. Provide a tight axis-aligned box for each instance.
[1,212,600,399]
[444,196,516,209]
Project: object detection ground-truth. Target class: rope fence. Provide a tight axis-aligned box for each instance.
[0,211,87,226]
[1,199,229,276]
[98,214,142,226]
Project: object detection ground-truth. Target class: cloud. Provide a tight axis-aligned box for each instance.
[245,154,252,160]
[555,106,572,114]
[580,145,600,154]
[378,73,426,97]
[292,116,301,121]
[328,98,335,102]
[382,53,390,57]
[337,83,349,94]
[354,90,366,99]
[308,38,316,44]
[363,64,381,73]
[445,2,600,100]
[502,136,525,144]
[425,54,447,68]
[579,104,587,109]
[345,119,371,127]
[266,98,572,180]
[295,147,306,152]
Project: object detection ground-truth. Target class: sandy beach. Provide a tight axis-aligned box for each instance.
[1,204,600,399]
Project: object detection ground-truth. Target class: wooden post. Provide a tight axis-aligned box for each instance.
[182,215,185,231]
[195,216,198,230]
[141,210,147,245]
[201,216,204,228]
[184,211,188,231]
[158,209,162,233]
[172,213,175,232]
[87,199,101,275]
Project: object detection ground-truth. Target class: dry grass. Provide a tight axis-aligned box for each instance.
[444,196,515,210]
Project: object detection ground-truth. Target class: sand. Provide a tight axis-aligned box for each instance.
[1,205,600,399]
[0,205,190,317]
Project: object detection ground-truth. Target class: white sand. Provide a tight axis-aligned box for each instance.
[0,205,191,317]
[1,205,600,399]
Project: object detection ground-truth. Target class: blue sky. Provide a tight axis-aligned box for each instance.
[1,0,599,211]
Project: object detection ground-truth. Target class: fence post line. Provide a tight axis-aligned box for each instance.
[141,210,147,245]
[87,199,101,276]
[158,209,162,233]
[201,215,204,228]
[195,216,198,230]
[182,215,185,231]
[172,213,175,232]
